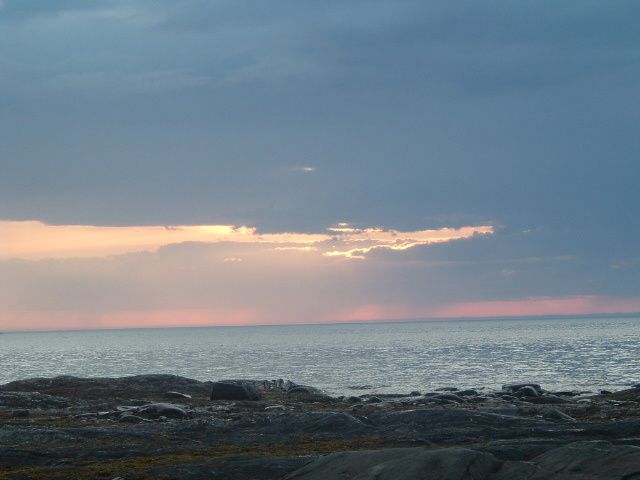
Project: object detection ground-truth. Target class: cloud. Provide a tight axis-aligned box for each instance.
[0,220,492,261]
[41,70,209,96]
[430,295,640,318]
[0,0,118,21]
[339,295,640,322]
[324,225,493,259]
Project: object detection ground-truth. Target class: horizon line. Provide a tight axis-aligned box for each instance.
[3,310,639,335]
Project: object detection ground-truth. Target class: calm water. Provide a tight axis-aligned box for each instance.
[1,316,638,395]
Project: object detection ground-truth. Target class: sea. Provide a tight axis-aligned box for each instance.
[1,315,638,396]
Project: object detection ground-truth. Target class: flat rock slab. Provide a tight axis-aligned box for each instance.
[287,441,640,480]
[493,441,640,479]
[284,447,501,480]
[0,374,212,399]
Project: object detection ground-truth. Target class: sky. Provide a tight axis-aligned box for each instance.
[1,0,639,331]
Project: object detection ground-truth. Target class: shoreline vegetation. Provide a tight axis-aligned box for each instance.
[1,375,639,479]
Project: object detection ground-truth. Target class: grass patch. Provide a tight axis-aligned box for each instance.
[0,436,386,480]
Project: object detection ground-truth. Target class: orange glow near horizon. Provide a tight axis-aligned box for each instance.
[0,220,493,261]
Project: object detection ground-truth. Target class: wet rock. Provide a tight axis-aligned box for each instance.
[346,396,362,403]
[409,390,421,396]
[435,387,459,392]
[11,409,29,418]
[210,381,261,401]
[365,396,382,403]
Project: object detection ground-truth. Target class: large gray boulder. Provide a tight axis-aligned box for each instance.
[285,447,501,480]
[210,381,261,401]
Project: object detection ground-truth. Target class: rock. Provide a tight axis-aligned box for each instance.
[493,441,640,479]
[0,391,72,409]
[431,393,464,403]
[285,385,333,403]
[210,381,261,401]
[265,405,286,411]
[370,408,542,432]
[118,414,150,423]
[116,405,140,412]
[514,386,540,398]
[600,390,613,395]
[284,446,501,480]
[0,374,211,398]
[542,408,576,422]
[527,393,573,404]
[310,412,367,433]
[457,389,478,396]
[366,396,382,403]
[287,386,316,395]
[11,409,29,418]
[137,403,188,419]
[346,396,362,403]
[164,391,192,400]
[502,383,543,395]
[435,387,459,392]
[552,390,583,397]
[409,390,421,396]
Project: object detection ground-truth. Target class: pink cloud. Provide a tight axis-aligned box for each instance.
[338,295,640,322]
[4,296,639,332]
[431,296,640,318]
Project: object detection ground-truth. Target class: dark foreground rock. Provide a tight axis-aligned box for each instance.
[1,375,639,479]
[287,441,640,480]
[210,381,261,401]
[285,447,501,479]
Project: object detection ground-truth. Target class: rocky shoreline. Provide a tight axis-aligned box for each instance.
[1,375,639,479]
